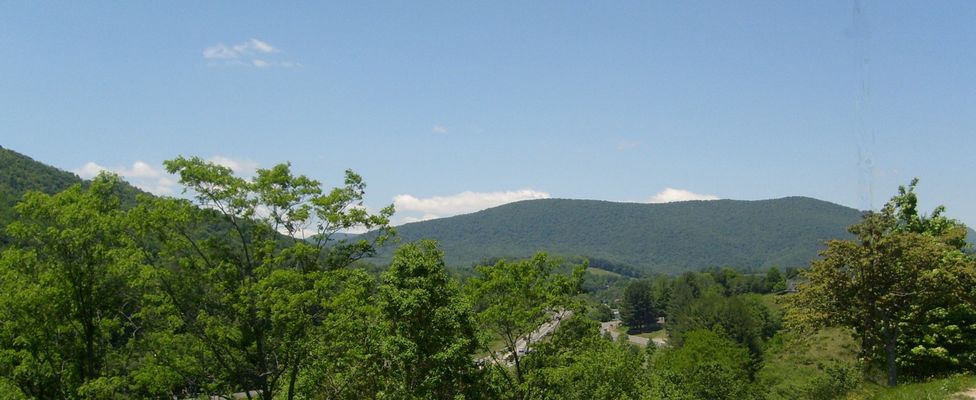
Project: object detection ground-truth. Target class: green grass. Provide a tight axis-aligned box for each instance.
[633,329,668,340]
[758,327,861,400]
[585,267,625,278]
[849,374,976,400]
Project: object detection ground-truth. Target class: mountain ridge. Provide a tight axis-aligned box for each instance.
[374,196,974,274]
[2,146,972,273]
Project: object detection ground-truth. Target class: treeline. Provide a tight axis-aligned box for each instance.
[617,267,787,331]
[1,156,974,399]
[615,179,976,398]
[0,158,595,399]
[612,268,785,398]
[372,195,866,274]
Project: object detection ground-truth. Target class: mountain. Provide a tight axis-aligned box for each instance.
[0,146,85,239]
[2,146,973,271]
[0,146,146,243]
[376,198,976,274]
[372,197,864,274]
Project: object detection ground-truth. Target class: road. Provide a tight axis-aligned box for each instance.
[480,309,572,365]
[600,320,668,348]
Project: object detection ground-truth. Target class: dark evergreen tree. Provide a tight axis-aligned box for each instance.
[620,280,657,330]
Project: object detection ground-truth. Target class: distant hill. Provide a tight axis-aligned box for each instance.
[1,146,85,242]
[0,146,145,243]
[1,146,973,270]
[370,198,866,274]
[374,198,976,273]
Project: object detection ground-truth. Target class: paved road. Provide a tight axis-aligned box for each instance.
[600,320,667,348]
[480,309,572,365]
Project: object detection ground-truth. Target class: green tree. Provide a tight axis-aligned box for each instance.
[378,241,481,399]
[467,254,586,399]
[134,157,393,399]
[619,280,656,330]
[281,268,388,400]
[520,315,646,400]
[668,293,777,362]
[765,267,787,293]
[650,329,757,400]
[789,179,973,386]
[0,173,145,398]
[666,272,720,319]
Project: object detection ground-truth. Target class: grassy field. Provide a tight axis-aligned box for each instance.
[849,374,976,400]
[633,329,668,340]
[585,267,626,278]
[758,326,861,399]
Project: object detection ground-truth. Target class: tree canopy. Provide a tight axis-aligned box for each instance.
[789,179,976,386]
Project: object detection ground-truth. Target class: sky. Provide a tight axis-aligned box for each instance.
[2,1,975,227]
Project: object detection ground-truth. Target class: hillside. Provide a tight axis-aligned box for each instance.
[0,146,82,221]
[371,197,867,274]
[2,147,973,273]
[0,146,146,243]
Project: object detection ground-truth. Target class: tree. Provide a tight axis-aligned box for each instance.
[520,315,646,400]
[467,254,585,399]
[134,157,394,399]
[789,179,973,386]
[651,329,757,400]
[378,240,481,399]
[0,173,145,398]
[666,272,720,319]
[619,280,656,331]
[764,267,786,293]
[889,183,976,379]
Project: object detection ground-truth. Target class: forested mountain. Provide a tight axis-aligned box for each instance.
[0,146,144,243]
[373,198,870,273]
[0,146,82,228]
[2,147,976,398]
[2,146,973,273]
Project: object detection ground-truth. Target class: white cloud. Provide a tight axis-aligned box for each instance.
[393,189,550,224]
[433,124,448,134]
[647,188,720,203]
[75,161,108,179]
[208,155,259,177]
[203,39,276,60]
[73,156,259,197]
[119,160,161,178]
[202,39,299,68]
[400,214,441,224]
[244,39,275,53]
[74,160,176,196]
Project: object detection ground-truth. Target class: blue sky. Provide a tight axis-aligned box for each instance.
[2,1,975,226]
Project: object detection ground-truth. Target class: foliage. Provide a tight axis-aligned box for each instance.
[0,147,143,245]
[849,374,976,400]
[466,253,586,399]
[803,362,862,400]
[5,150,976,399]
[668,293,779,360]
[789,179,976,386]
[588,303,614,323]
[619,280,658,330]
[369,196,868,274]
[129,157,394,399]
[520,315,646,400]
[649,329,759,400]
[758,327,862,400]
[0,174,145,398]
[765,266,788,293]
[378,240,482,399]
